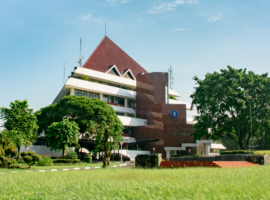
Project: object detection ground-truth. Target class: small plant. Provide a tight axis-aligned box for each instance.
[37,156,54,166]
[66,151,78,160]
[21,151,41,169]
[84,154,92,163]
[81,76,89,81]
[0,156,9,168]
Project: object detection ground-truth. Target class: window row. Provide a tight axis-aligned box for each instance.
[103,95,125,106]
[75,89,100,99]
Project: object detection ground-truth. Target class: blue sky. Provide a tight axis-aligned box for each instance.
[1,0,270,127]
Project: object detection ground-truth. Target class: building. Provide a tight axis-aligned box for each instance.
[53,35,215,158]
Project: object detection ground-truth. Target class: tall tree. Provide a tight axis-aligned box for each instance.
[190,66,270,150]
[36,95,124,167]
[45,119,80,157]
[0,100,38,155]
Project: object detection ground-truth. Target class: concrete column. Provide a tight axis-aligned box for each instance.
[70,88,75,95]
[165,150,171,159]
[100,93,103,101]
[204,144,210,156]
[125,98,128,107]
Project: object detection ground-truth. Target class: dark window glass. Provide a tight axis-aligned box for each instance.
[74,89,100,99]
[127,114,135,118]
[103,95,124,106]
[128,99,136,108]
[116,112,125,116]
[123,127,132,135]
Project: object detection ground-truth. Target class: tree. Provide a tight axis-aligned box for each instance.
[0,129,16,150]
[36,96,124,167]
[21,151,41,169]
[0,100,38,156]
[45,119,80,157]
[190,66,270,150]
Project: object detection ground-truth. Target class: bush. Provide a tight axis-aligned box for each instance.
[0,147,4,156]
[170,154,200,158]
[21,151,41,168]
[0,156,9,168]
[37,156,54,166]
[84,154,92,163]
[52,159,80,164]
[220,150,270,155]
[66,151,78,160]
[5,147,18,158]
[220,150,253,155]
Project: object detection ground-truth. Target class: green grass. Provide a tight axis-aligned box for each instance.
[0,162,122,172]
[0,165,270,199]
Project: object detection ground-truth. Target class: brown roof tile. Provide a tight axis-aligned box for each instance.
[83,35,148,76]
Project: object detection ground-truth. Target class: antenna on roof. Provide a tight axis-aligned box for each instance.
[78,37,84,67]
[63,61,66,85]
[168,63,173,89]
[105,22,107,35]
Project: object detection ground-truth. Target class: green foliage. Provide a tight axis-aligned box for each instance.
[37,156,54,166]
[66,151,78,160]
[84,154,92,163]
[0,146,4,156]
[170,154,200,157]
[36,96,124,168]
[5,146,17,158]
[220,150,253,155]
[221,150,270,155]
[169,96,177,100]
[52,159,80,164]
[0,156,9,167]
[190,66,270,150]
[0,100,38,155]
[81,76,89,81]
[45,119,80,157]
[21,151,41,168]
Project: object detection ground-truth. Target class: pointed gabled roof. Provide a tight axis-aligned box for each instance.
[83,35,148,76]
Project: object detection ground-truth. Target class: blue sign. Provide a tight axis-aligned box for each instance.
[171,110,178,118]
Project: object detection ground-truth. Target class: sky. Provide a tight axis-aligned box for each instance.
[1,0,270,128]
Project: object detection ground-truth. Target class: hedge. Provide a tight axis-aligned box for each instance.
[52,159,80,164]
[220,150,270,155]
[171,154,200,158]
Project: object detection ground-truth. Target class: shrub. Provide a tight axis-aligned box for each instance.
[5,147,18,158]
[84,154,92,163]
[21,151,41,168]
[0,156,9,168]
[220,150,270,155]
[66,151,78,160]
[220,150,253,155]
[52,159,80,164]
[37,156,54,166]
[170,154,200,158]
[0,147,4,156]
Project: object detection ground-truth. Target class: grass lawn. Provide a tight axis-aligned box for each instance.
[0,162,123,172]
[1,165,270,199]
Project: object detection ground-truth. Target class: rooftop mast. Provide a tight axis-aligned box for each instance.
[168,63,173,89]
[78,38,84,67]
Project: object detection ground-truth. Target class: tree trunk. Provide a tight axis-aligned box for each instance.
[62,146,66,157]
[17,146,21,159]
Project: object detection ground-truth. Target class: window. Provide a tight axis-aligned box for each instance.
[123,127,132,135]
[103,95,125,106]
[74,89,100,99]
[108,68,120,76]
[116,112,125,116]
[128,99,136,108]
[123,72,134,80]
[127,114,136,118]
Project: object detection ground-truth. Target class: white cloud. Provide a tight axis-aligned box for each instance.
[186,0,198,4]
[148,0,198,14]
[80,14,103,23]
[169,28,188,31]
[107,0,131,6]
[207,14,223,22]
